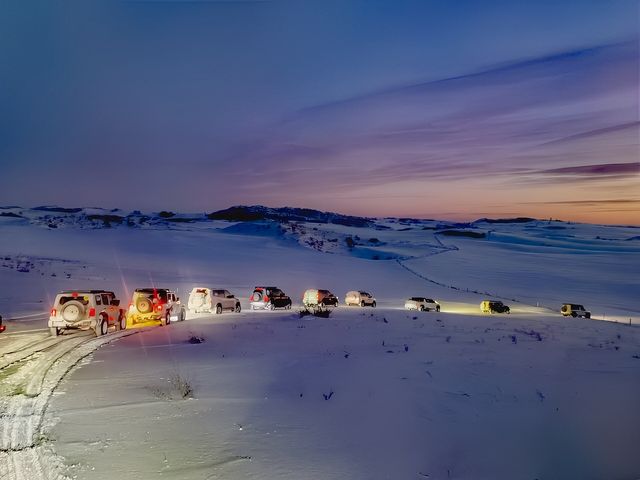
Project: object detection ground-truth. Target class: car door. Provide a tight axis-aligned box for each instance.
[222,290,234,310]
[102,293,115,323]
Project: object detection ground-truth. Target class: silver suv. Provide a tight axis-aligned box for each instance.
[127,288,186,326]
[188,287,241,314]
[49,290,126,336]
[405,297,440,312]
[345,291,376,307]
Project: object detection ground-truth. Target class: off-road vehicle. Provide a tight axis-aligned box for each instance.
[345,291,376,307]
[405,297,440,312]
[0,314,5,333]
[561,304,591,318]
[127,288,186,325]
[480,300,510,314]
[49,290,126,336]
[188,287,241,314]
[302,289,339,313]
[250,286,292,310]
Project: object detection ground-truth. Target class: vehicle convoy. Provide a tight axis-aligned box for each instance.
[345,291,376,307]
[48,290,126,336]
[405,297,440,312]
[480,300,511,314]
[127,288,186,325]
[188,287,241,314]
[250,286,292,310]
[302,289,339,313]
[561,303,591,318]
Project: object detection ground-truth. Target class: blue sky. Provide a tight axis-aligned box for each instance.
[0,1,638,222]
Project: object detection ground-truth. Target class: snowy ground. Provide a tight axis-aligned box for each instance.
[0,208,638,479]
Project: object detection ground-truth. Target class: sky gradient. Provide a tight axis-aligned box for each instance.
[1,1,638,224]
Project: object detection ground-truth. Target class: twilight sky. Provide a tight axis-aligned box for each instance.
[1,0,638,224]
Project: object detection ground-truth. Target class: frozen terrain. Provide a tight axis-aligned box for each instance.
[0,205,638,479]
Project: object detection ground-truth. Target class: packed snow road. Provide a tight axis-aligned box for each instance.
[0,327,144,480]
[31,307,640,480]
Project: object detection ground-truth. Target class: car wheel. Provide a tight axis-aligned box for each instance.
[287,303,291,310]
[420,306,425,312]
[49,327,59,337]
[181,310,185,321]
[119,315,127,330]
[436,306,440,312]
[216,304,223,315]
[235,303,241,313]
[571,312,577,318]
[361,301,365,307]
[269,303,275,311]
[372,301,376,308]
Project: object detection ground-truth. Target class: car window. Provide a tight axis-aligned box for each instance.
[213,290,225,296]
[95,295,102,305]
[224,290,231,296]
[101,294,110,305]
[59,295,89,306]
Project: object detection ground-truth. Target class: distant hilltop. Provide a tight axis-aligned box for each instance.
[0,204,565,230]
[0,205,556,228]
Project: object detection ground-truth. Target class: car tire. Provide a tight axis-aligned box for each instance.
[61,300,86,322]
[216,304,222,315]
[420,306,425,312]
[286,303,291,310]
[571,312,577,318]
[269,303,275,311]
[136,298,153,314]
[235,303,241,313]
[436,306,440,312]
[49,327,59,337]
[180,310,185,321]
[119,315,127,330]
[372,301,376,308]
[360,301,365,307]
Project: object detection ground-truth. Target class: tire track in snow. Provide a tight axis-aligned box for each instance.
[0,329,142,480]
[396,240,556,311]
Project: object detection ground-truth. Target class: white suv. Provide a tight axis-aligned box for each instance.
[405,297,440,312]
[188,288,241,314]
[49,290,126,336]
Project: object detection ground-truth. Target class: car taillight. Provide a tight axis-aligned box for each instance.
[264,296,269,302]
[250,295,254,302]
[51,308,57,316]
[156,304,162,312]
[89,308,96,317]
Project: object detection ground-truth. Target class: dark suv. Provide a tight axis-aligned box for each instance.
[480,300,510,314]
[250,286,292,310]
[561,304,591,318]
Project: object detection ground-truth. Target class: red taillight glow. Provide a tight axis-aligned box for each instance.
[250,295,254,302]
[72,292,78,298]
[156,304,162,312]
[51,308,57,316]
[264,296,269,302]
[89,308,96,317]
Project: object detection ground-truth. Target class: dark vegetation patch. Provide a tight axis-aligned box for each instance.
[165,217,199,223]
[207,205,373,227]
[474,217,536,224]
[87,214,124,226]
[0,212,23,218]
[33,206,82,213]
[158,211,175,218]
[437,230,486,239]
